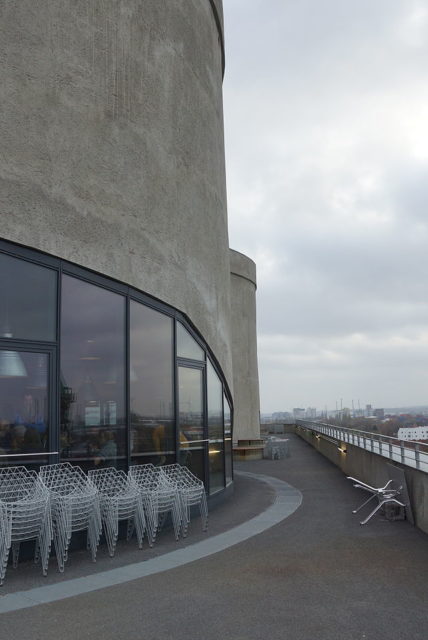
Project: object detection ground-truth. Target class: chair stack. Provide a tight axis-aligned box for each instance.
[160,464,208,537]
[0,466,52,585]
[89,468,146,557]
[129,464,182,545]
[40,462,102,572]
[0,461,208,584]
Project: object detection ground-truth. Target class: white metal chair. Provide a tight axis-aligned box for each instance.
[160,464,208,537]
[88,467,146,557]
[129,464,182,544]
[347,476,406,525]
[0,466,52,585]
[40,462,101,572]
[0,500,11,585]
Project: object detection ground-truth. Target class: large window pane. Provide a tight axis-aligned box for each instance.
[130,302,174,465]
[207,360,224,493]
[0,350,49,468]
[224,394,232,485]
[178,366,204,480]
[176,323,204,361]
[0,253,57,342]
[60,275,126,471]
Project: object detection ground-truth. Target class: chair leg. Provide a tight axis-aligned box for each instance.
[352,492,378,514]
[359,498,406,525]
[200,492,208,531]
[12,542,20,569]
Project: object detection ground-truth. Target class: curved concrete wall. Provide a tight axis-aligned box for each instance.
[230,250,261,440]
[0,0,232,387]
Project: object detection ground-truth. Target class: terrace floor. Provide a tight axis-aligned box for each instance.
[1,433,428,640]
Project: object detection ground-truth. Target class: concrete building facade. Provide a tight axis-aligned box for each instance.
[0,1,260,493]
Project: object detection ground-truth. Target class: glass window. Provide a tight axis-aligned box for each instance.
[224,394,232,485]
[0,350,49,468]
[60,275,126,471]
[130,302,174,465]
[178,366,204,480]
[207,360,224,493]
[0,252,57,342]
[176,323,204,361]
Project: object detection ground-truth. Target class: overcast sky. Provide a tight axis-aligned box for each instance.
[222,0,428,413]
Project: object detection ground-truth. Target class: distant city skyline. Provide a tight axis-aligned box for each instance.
[262,403,428,418]
[223,1,428,413]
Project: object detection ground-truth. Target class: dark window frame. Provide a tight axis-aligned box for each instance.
[0,239,233,493]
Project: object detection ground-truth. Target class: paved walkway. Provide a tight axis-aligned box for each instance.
[1,434,428,640]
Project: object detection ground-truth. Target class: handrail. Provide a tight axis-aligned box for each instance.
[297,419,426,448]
[0,451,59,458]
[295,420,428,473]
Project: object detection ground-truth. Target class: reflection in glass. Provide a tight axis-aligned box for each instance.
[130,302,174,465]
[178,366,204,480]
[224,394,233,485]
[207,360,224,493]
[60,275,126,471]
[0,252,57,342]
[176,323,204,361]
[0,351,49,467]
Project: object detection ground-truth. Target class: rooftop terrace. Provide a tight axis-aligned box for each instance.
[1,433,427,640]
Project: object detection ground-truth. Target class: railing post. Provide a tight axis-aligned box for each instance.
[389,441,393,460]
[400,441,405,465]
[415,443,420,470]
[379,436,382,456]
[371,435,374,452]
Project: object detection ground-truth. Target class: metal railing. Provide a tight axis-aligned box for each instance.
[295,420,428,474]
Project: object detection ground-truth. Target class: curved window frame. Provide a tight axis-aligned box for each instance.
[0,239,233,495]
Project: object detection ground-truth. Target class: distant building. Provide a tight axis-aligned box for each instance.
[374,408,385,419]
[293,408,305,419]
[272,412,292,421]
[397,426,428,441]
[306,407,317,419]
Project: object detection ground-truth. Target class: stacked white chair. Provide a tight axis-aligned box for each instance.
[129,464,182,544]
[160,464,208,537]
[40,462,101,572]
[0,466,52,585]
[0,500,11,584]
[88,467,146,557]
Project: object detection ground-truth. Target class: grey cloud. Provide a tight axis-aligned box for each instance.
[223,1,428,411]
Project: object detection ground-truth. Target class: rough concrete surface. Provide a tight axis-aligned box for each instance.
[1,434,427,640]
[0,0,233,387]
[230,249,261,441]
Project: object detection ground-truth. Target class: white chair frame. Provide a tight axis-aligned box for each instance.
[0,466,52,585]
[129,464,182,544]
[160,464,208,537]
[40,462,101,572]
[89,467,146,557]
